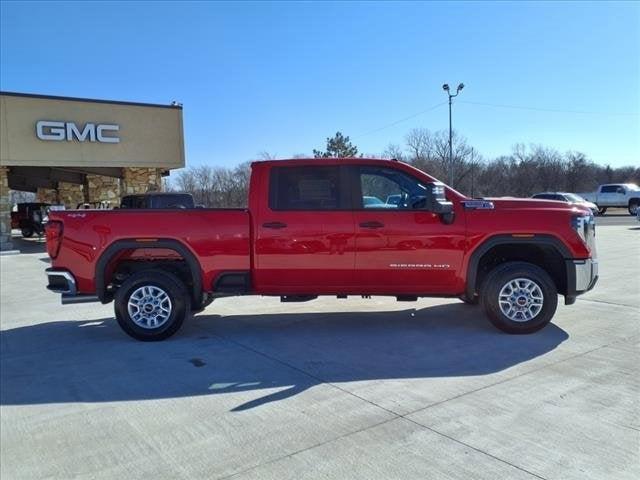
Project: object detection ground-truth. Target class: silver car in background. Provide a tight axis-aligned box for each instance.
[531,192,599,214]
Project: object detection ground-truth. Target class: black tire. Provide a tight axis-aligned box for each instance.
[598,207,607,215]
[21,227,34,238]
[114,270,190,341]
[480,261,558,334]
[629,200,639,216]
[192,293,215,314]
[458,294,479,305]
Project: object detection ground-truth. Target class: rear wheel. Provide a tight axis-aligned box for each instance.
[598,207,607,215]
[629,200,639,216]
[481,262,558,334]
[192,293,215,314]
[21,227,34,238]
[114,270,190,341]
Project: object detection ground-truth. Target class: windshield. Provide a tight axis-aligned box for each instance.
[625,184,640,191]
[564,193,585,202]
[532,194,558,200]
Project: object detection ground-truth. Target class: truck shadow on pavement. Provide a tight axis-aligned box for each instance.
[0,303,568,411]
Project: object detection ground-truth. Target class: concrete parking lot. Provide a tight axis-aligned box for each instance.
[1,219,638,479]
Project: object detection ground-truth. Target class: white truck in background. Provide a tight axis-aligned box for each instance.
[579,184,640,215]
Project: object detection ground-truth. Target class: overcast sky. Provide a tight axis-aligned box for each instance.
[1,1,638,168]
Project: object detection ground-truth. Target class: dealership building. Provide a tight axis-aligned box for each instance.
[0,91,185,251]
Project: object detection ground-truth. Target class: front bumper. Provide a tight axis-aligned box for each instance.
[45,268,99,304]
[564,258,598,305]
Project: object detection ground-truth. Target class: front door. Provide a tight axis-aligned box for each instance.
[351,165,465,294]
[254,165,356,293]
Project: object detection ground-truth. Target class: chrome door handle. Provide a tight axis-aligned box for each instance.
[359,221,384,229]
[262,222,287,229]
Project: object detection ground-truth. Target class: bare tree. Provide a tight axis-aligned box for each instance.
[169,135,639,207]
[382,143,405,161]
[404,128,435,163]
[257,151,277,160]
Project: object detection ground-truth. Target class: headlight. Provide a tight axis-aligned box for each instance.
[571,212,595,245]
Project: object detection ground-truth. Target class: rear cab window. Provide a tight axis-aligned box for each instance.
[269,166,347,210]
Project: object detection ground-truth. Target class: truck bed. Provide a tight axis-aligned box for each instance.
[48,209,251,295]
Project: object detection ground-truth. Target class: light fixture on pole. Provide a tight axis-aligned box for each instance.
[442,82,464,187]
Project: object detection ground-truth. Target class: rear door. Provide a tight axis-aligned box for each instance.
[253,165,356,293]
[351,165,465,294]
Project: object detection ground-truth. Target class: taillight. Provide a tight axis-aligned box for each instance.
[45,221,63,259]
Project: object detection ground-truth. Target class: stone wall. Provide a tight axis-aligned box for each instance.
[0,166,12,251]
[86,174,120,206]
[37,187,58,204]
[122,167,163,195]
[16,167,163,212]
[57,182,85,208]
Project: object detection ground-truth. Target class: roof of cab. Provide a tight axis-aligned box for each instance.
[251,157,401,168]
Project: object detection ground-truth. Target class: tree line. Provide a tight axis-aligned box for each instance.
[170,130,639,207]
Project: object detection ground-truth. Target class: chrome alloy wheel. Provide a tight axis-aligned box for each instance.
[127,285,172,329]
[498,278,544,322]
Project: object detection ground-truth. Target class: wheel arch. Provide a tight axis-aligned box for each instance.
[95,239,202,305]
[465,234,571,300]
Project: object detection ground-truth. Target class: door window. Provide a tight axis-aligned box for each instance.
[269,166,344,210]
[358,166,428,210]
[600,185,620,193]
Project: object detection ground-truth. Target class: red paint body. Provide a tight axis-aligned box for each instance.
[47,159,593,298]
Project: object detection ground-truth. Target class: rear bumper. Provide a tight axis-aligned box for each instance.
[564,258,598,305]
[45,268,99,304]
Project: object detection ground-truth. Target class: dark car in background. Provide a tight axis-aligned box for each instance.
[120,192,196,209]
[11,202,50,237]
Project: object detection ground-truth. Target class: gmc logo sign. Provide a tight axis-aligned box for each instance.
[36,120,120,143]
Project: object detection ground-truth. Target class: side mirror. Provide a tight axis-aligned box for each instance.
[425,182,455,224]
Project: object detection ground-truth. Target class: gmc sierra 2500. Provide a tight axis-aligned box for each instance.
[45,158,598,341]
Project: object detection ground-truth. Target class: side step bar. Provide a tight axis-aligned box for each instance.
[61,294,100,305]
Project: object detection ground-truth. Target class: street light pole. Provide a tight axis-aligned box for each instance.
[442,83,464,187]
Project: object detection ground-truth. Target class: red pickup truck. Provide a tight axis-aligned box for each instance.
[45,158,598,341]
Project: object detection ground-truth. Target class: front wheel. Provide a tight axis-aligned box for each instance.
[598,207,607,215]
[21,227,34,238]
[114,270,190,341]
[629,200,639,216]
[481,262,558,334]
